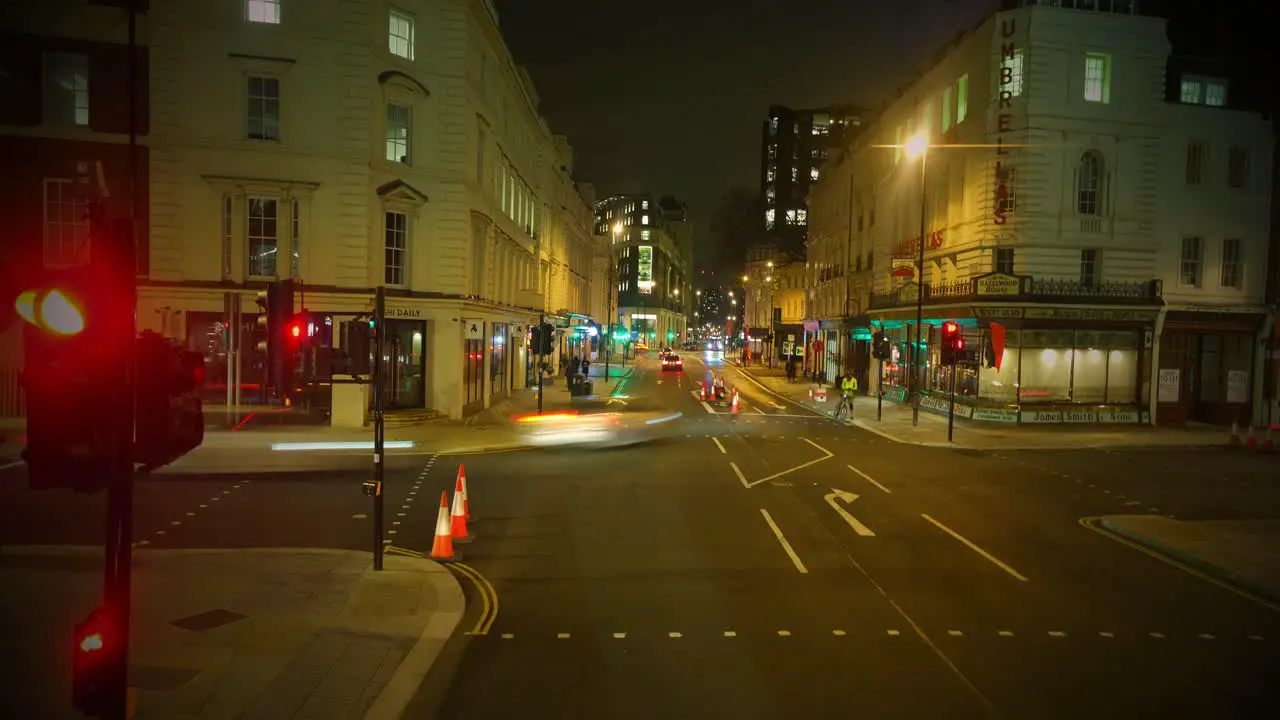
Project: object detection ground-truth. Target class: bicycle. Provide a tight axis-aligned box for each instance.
[833,393,853,422]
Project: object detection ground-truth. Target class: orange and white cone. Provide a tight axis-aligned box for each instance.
[457,464,471,521]
[700,383,707,401]
[1245,427,1258,451]
[1229,421,1241,445]
[430,491,459,562]
[730,388,740,413]
[450,478,473,543]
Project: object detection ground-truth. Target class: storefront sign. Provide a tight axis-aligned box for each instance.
[974,272,1024,296]
[974,306,1024,319]
[637,245,654,294]
[1020,408,1140,424]
[463,318,483,340]
[971,407,1018,423]
[1023,308,1159,322]
[993,15,1018,225]
[1227,370,1249,404]
[893,232,944,256]
[388,307,422,318]
[919,395,976,419]
[1157,369,1180,403]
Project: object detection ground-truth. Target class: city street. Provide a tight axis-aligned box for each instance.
[4,350,1278,718]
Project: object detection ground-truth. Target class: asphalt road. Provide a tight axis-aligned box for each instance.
[5,349,1278,717]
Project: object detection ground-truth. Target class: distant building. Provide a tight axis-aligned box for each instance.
[760,105,864,256]
[595,194,693,347]
[806,0,1274,427]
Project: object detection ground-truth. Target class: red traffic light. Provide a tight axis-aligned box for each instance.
[941,321,959,336]
[290,323,301,339]
[955,338,966,350]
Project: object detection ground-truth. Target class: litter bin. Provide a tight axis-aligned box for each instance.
[569,373,586,396]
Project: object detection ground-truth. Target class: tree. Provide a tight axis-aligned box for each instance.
[708,186,768,272]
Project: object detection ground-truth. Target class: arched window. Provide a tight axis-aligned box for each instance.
[1077,151,1103,215]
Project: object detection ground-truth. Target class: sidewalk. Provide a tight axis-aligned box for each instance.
[0,546,464,719]
[1097,516,1280,607]
[733,363,1233,450]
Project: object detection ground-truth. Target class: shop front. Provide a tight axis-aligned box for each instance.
[1156,310,1269,427]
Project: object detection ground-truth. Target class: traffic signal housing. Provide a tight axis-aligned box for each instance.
[872,330,891,361]
[72,606,118,715]
[939,321,965,366]
[252,280,296,400]
[135,332,206,470]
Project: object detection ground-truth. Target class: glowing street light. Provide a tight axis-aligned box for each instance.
[905,132,929,160]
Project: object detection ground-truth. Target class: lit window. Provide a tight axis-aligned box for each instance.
[810,167,819,181]
[641,214,649,224]
[246,0,280,24]
[385,211,408,286]
[43,178,89,268]
[765,208,775,229]
[768,144,777,160]
[769,117,778,135]
[1083,53,1111,103]
[386,103,411,163]
[389,9,415,61]
[785,210,797,224]
[1180,79,1202,104]
[641,200,649,209]
[1205,83,1227,107]
[43,52,89,126]
[766,166,775,182]
[796,209,807,223]
[765,185,775,202]
[246,76,280,141]
[956,74,969,124]
[1001,49,1025,97]
[791,167,798,181]
[247,198,279,278]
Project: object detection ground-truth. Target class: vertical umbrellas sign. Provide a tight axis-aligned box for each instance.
[637,246,654,294]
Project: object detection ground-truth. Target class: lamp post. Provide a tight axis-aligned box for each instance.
[606,223,621,379]
[905,132,929,427]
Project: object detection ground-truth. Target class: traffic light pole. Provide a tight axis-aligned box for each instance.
[537,312,545,414]
[947,355,958,443]
[372,287,386,571]
[876,359,884,422]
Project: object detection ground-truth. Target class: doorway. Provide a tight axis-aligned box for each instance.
[381,319,426,409]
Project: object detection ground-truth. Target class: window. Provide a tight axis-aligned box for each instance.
[386,103,411,162]
[1180,79,1202,104]
[641,214,649,225]
[1227,147,1249,188]
[1083,53,1111,103]
[246,0,280,24]
[1220,238,1241,288]
[1179,236,1203,287]
[994,248,1015,275]
[43,53,89,126]
[997,166,1017,214]
[1080,249,1099,287]
[941,86,953,132]
[221,195,234,279]
[785,210,797,224]
[247,198,278,278]
[290,199,301,279]
[641,200,649,210]
[1001,49,1025,97]
[796,209,807,223]
[956,74,969,124]
[43,179,89,267]
[769,117,778,135]
[389,9,415,60]
[1205,83,1227,107]
[765,185,775,202]
[765,208,775,230]
[1077,151,1102,215]
[246,76,280,140]
[810,167,819,181]
[384,211,408,286]
[1185,142,1206,185]
[768,143,777,160]
[766,166,775,182]
[791,167,798,181]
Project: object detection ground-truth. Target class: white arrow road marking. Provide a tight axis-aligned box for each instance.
[824,489,875,536]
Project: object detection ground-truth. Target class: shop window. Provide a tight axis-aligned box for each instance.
[977,329,1020,404]
[1019,331,1075,403]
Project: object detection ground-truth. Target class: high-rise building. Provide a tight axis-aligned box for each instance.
[760,105,864,255]
[596,194,693,347]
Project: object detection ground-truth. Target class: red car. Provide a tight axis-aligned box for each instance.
[661,354,683,371]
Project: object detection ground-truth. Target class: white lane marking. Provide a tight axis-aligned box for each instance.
[1099,631,1115,638]
[754,407,766,415]
[759,508,808,574]
[743,438,833,488]
[557,633,570,639]
[777,630,791,637]
[1149,632,1165,639]
[847,464,891,494]
[668,632,682,638]
[711,437,727,454]
[501,633,514,639]
[887,630,901,636]
[997,630,1014,637]
[1198,633,1215,640]
[701,401,716,414]
[724,630,737,637]
[832,630,846,636]
[1048,631,1066,637]
[947,630,963,637]
[921,514,1029,582]
[730,462,749,489]
[613,632,626,639]
[825,489,875,536]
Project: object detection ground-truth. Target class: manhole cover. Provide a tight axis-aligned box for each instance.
[171,608,247,632]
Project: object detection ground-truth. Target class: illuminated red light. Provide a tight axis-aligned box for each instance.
[955,338,965,350]
[290,324,301,338]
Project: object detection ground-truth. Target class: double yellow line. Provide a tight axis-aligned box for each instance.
[383,545,500,634]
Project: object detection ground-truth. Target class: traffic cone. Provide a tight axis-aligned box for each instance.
[1229,421,1241,445]
[457,464,471,521]
[430,491,459,562]
[1245,427,1258,451]
[1263,428,1276,453]
[700,383,707,401]
[450,479,473,543]
[730,388,740,413]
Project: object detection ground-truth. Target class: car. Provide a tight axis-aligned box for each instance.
[661,354,683,371]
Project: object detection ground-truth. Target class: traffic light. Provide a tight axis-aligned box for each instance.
[135,332,206,470]
[72,606,118,715]
[872,330,891,360]
[253,280,296,400]
[533,323,554,355]
[939,321,964,366]
[667,330,675,341]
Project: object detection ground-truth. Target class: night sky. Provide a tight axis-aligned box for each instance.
[495,0,995,272]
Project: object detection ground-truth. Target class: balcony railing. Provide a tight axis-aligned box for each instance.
[868,277,1162,310]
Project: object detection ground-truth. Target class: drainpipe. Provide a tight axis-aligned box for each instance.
[1148,306,1168,426]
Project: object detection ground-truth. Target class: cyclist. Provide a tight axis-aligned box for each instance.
[835,373,857,421]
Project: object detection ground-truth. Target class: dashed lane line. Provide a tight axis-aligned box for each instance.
[133,479,248,548]
[475,629,1265,641]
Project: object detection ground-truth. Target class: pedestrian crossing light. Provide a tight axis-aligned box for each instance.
[940,321,962,366]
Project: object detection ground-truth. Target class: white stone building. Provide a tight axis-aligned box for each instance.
[141,0,605,418]
[807,0,1274,427]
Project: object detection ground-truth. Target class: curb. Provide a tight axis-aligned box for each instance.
[1091,517,1280,611]
[365,554,467,720]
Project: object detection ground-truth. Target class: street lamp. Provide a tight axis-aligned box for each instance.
[905,131,929,427]
[607,223,622,377]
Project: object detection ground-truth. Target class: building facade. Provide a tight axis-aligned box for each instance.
[0,0,149,420]
[807,0,1274,427]
[760,105,862,256]
[1,0,607,422]
[595,193,692,348]
[742,243,804,364]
